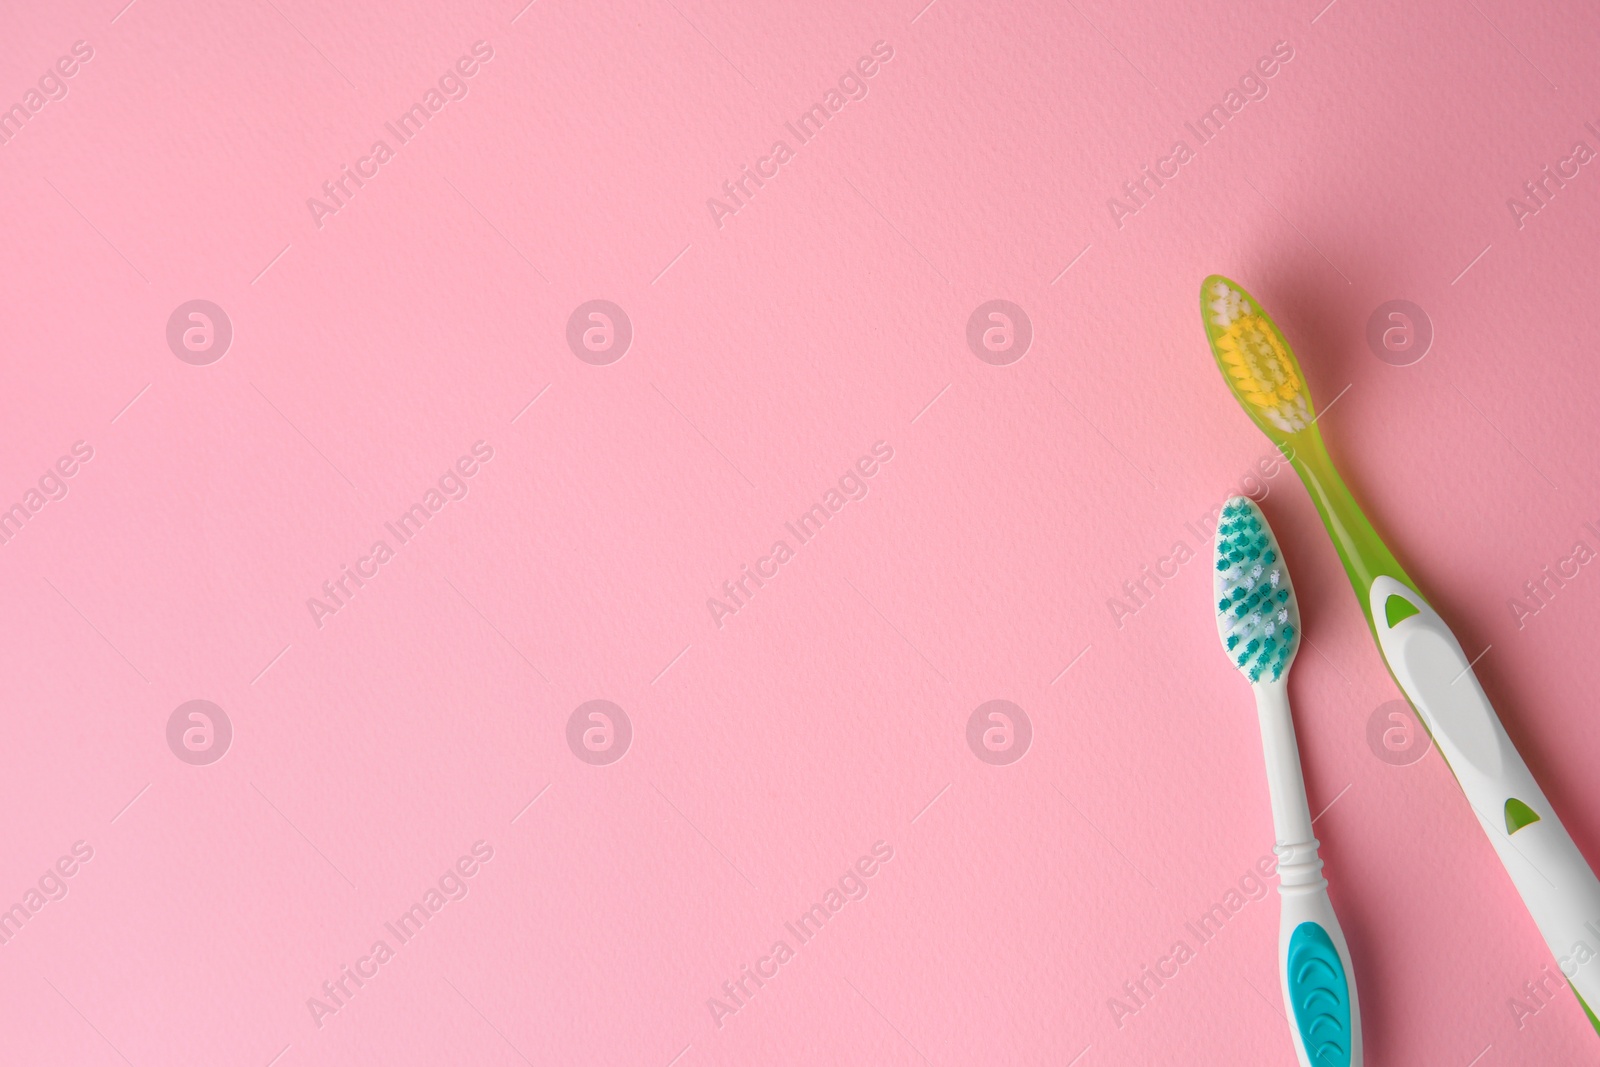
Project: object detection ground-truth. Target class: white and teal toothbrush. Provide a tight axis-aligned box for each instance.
[1202,275,1600,1039]
[1214,495,1361,1067]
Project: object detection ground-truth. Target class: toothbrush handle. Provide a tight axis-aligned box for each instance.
[1371,577,1600,1023]
[1278,845,1362,1067]
[1257,683,1363,1067]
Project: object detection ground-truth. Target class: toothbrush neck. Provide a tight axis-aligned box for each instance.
[1287,430,1417,621]
[1253,676,1329,894]
[1254,678,1314,849]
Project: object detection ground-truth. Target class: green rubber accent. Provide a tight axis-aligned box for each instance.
[1505,798,1541,834]
[1576,984,1600,1037]
[1286,922,1352,1067]
[1384,593,1420,628]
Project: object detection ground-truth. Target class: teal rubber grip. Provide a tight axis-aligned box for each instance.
[1287,921,1352,1067]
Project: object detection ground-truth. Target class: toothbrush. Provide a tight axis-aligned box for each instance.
[1214,495,1361,1067]
[1200,275,1600,1036]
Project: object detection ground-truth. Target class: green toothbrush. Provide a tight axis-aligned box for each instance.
[1200,274,1600,1036]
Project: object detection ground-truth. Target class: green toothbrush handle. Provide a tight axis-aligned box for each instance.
[1292,431,1600,1032]
[1369,575,1600,1029]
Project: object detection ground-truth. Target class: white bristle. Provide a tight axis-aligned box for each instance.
[1211,495,1302,684]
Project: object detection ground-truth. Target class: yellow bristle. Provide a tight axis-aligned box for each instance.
[1217,316,1302,416]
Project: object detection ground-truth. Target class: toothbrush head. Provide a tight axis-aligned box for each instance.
[1213,495,1300,683]
[1200,275,1314,443]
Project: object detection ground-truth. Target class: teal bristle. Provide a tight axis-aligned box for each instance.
[1211,496,1300,684]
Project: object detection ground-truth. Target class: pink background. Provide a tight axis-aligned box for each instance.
[3,0,1600,1063]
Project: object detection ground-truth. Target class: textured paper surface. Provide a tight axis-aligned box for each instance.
[3,1,1600,1063]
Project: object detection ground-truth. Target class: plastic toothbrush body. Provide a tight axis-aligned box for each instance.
[1214,497,1361,1067]
[1201,275,1600,1035]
